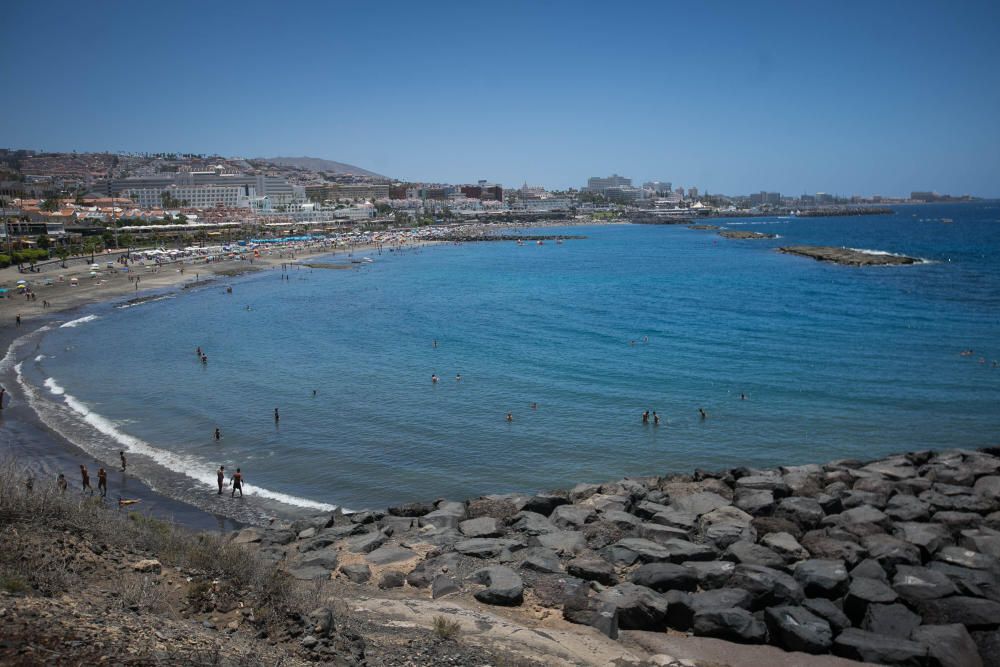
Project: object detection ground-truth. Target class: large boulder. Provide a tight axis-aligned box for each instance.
[774,496,825,529]
[801,533,868,566]
[519,547,562,574]
[631,563,698,593]
[699,506,756,549]
[761,531,810,562]
[832,628,928,665]
[893,522,953,559]
[469,566,524,606]
[650,508,699,532]
[886,495,932,522]
[861,603,923,639]
[936,545,1000,572]
[729,564,804,610]
[600,509,642,530]
[893,565,959,601]
[793,559,849,599]
[387,501,434,517]
[802,598,852,634]
[913,596,1000,629]
[723,542,785,569]
[637,522,690,545]
[735,489,775,517]
[863,533,923,575]
[844,576,899,625]
[764,605,833,654]
[511,511,558,535]
[683,560,736,590]
[420,501,467,530]
[672,491,732,517]
[365,545,418,566]
[550,504,595,530]
[459,517,501,538]
[533,530,587,556]
[454,538,523,558]
[735,474,790,497]
[567,557,618,585]
[339,563,371,584]
[912,624,983,667]
[520,494,570,517]
[597,583,669,630]
[692,608,768,644]
[824,504,890,528]
[961,529,1000,560]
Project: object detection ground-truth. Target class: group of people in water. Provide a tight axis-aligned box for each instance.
[960,349,999,368]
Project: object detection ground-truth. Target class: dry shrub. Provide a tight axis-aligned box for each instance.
[432,615,461,640]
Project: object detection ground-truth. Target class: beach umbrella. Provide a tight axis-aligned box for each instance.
[16,279,27,284]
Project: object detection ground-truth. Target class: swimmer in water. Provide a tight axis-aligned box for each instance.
[274,408,280,423]
[506,412,513,422]
[699,407,707,420]
[312,389,317,396]
[431,374,438,383]
[530,402,537,410]
[455,374,461,381]
[214,427,221,441]
[643,336,649,344]
[433,340,438,348]
[740,393,746,400]
[653,411,660,426]
[196,346,202,357]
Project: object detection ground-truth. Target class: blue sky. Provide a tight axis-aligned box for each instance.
[2,1,998,196]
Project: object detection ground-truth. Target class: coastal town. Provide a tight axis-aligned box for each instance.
[0,149,976,268]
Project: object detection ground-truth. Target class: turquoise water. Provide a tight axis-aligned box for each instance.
[19,203,1000,518]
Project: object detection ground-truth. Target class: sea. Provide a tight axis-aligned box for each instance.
[10,202,1000,521]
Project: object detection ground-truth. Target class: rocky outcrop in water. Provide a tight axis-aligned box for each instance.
[719,231,778,240]
[245,448,1000,665]
[779,245,920,266]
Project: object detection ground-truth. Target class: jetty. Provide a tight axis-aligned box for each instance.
[779,245,919,266]
[719,231,778,240]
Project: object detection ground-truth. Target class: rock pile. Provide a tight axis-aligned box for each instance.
[247,448,1000,666]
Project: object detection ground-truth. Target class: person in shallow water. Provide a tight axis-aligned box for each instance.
[217,465,225,495]
[653,411,660,426]
[642,410,649,424]
[120,451,127,472]
[80,465,92,494]
[57,473,67,493]
[231,468,244,497]
[97,467,107,498]
[699,407,707,420]
[431,374,438,383]
[214,427,221,441]
[274,408,280,423]
[506,412,513,422]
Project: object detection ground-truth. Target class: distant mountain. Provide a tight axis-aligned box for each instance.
[262,156,388,179]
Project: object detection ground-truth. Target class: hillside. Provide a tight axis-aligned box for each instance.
[262,156,389,179]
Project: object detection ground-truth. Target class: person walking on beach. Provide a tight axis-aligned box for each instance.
[217,465,225,495]
[97,467,108,498]
[57,473,67,493]
[120,451,127,472]
[80,465,92,494]
[15,314,21,327]
[214,427,221,442]
[231,468,244,498]
[642,410,649,425]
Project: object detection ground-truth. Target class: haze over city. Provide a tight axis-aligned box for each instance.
[2,0,999,197]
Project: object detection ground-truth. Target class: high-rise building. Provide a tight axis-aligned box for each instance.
[642,181,672,195]
[584,174,632,192]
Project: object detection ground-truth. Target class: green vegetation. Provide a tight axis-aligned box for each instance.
[39,197,61,212]
[0,248,50,267]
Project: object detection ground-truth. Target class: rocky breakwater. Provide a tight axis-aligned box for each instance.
[779,245,920,266]
[239,448,1000,666]
[718,231,778,240]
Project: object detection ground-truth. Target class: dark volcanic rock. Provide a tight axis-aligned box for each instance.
[936,545,1000,572]
[520,494,570,517]
[764,605,833,654]
[550,504,595,530]
[914,596,1000,629]
[912,624,983,667]
[387,501,434,517]
[774,496,825,529]
[735,489,775,516]
[793,559,849,599]
[893,565,959,601]
[893,522,953,559]
[752,516,803,540]
[469,566,524,606]
[886,495,932,522]
[532,530,587,556]
[781,245,921,267]
[760,531,810,562]
[458,517,501,538]
[802,598,852,634]
[729,564,804,610]
[723,542,786,569]
[511,511,558,536]
[431,574,461,599]
[861,603,922,639]
[683,560,736,590]
[567,557,618,585]
[863,533,922,575]
[692,608,768,644]
[801,533,868,566]
[454,538,523,558]
[520,547,562,574]
[832,628,928,665]
[339,563,371,584]
[631,563,698,593]
[597,583,669,631]
[843,576,899,625]
[851,557,889,583]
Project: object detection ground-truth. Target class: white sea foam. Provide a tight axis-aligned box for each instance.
[847,247,934,264]
[37,377,337,511]
[34,354,45,362]
[60,315,99,328]
[117,295,175,309]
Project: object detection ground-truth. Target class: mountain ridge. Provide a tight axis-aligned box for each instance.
[260,156,389,179]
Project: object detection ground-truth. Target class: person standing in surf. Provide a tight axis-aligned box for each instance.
[214,427,221,442]
[120,451,127,472]
[231,468,244,498]
[274,408,280,424]
[97,467,108,498]
[217,465,225,495]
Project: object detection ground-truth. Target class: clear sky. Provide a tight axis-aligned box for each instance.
[2,0,998,196]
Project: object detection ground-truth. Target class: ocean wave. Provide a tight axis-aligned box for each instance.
[116,295,175,309]
[34,354,45,362]
[36,377,337,512]
[60,315,100,328]
[847,247,934,264]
